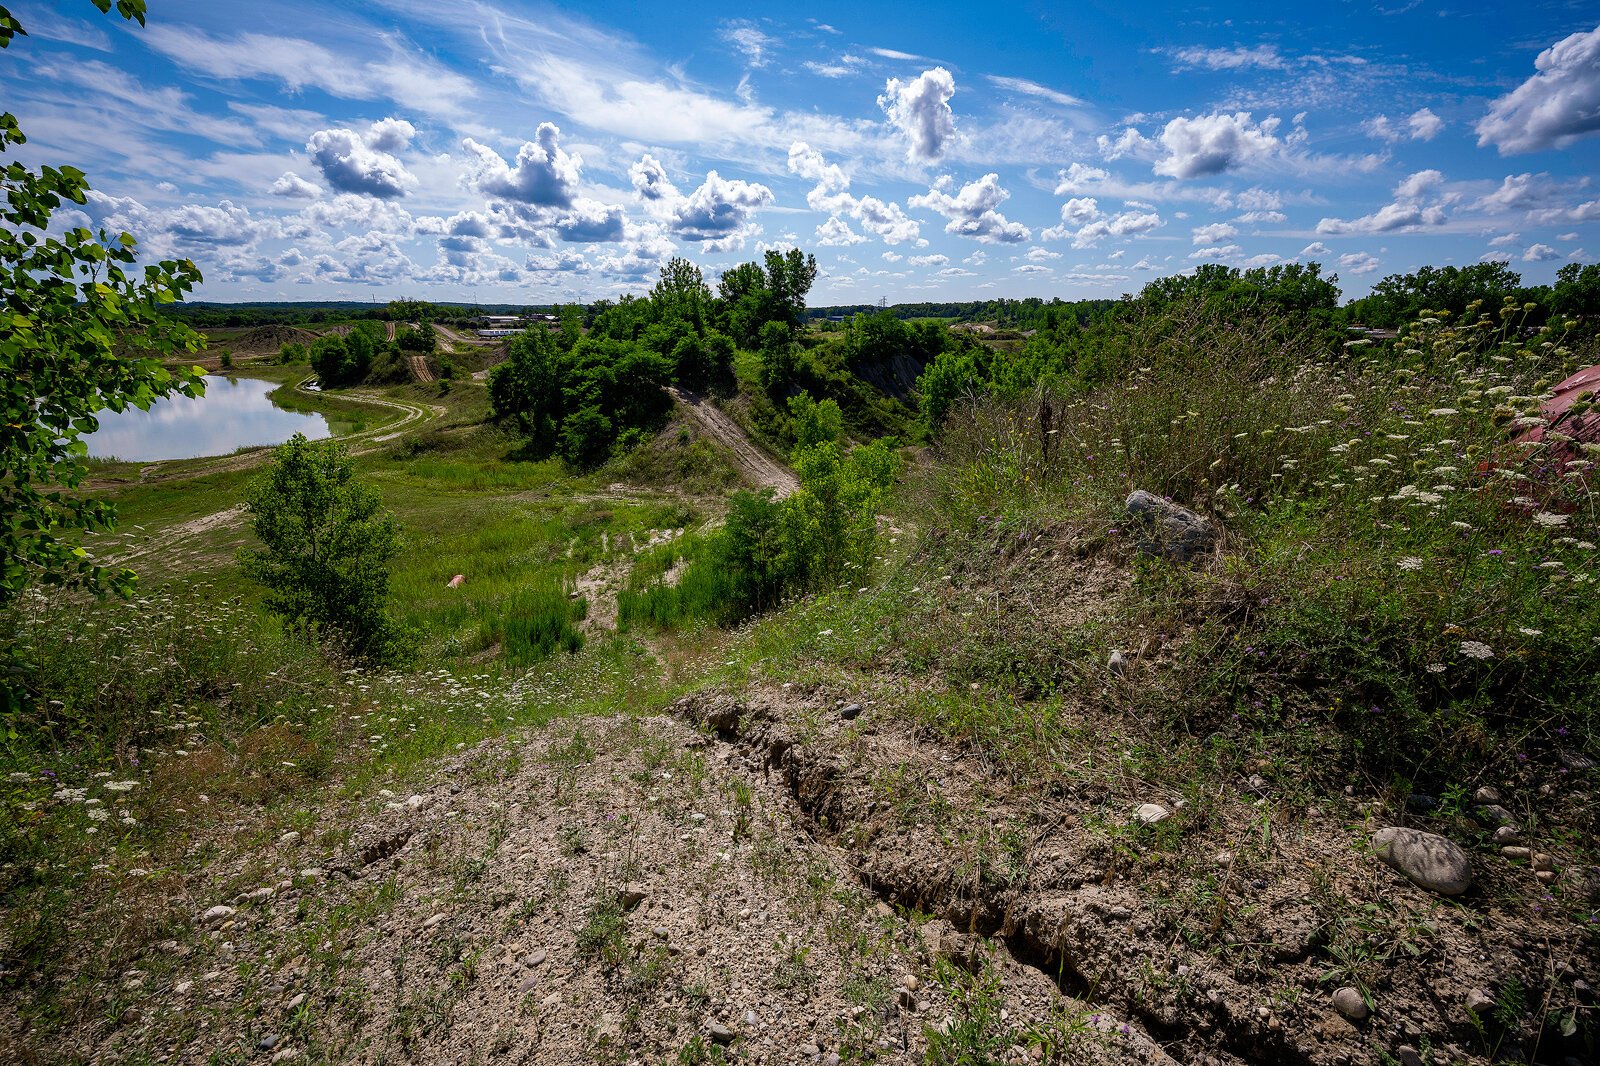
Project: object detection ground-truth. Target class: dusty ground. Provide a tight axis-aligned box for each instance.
[667,387,800,498]
[17,715,1178,1065]
[677,685,1600,1066]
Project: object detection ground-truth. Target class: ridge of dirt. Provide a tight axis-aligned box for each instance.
[676,687,1600,1066]
[667,386,800,498]
[27,715,1179,1065]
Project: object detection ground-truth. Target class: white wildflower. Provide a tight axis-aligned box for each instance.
[1397,557,1424,571]
[1531,511,1569,528]
[1459,640,1493,660]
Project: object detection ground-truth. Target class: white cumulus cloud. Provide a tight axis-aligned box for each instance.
[879,67,958,164]
[1153,112,1286,179]
[1477,25,1600,153]
[788,141,925,245]
[1317,170,1448,235]
[815,216,867,246]
[669,171,775,249]
[909,173,1030,244]
[463,123,583,208]
[1338,251,1381,275]
[1192,222,1238,245]
[306,118,417,199]
[1366,107,1445,143]
[268,172,320,199]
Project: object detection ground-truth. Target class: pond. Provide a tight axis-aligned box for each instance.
[85,375,333,462]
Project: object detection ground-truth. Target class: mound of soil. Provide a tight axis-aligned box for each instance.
[678,686,1600,1066]
[23,716,1168,1065]
[220,324,318,355]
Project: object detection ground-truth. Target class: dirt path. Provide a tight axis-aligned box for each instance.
[407,354,435,383]
[102,503,250,567]
[434,323,497,348]
[667,386,799,497]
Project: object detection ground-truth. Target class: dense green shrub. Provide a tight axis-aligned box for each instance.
[482,584,584,666]
[238,434,404,661]
[621,410,901,628]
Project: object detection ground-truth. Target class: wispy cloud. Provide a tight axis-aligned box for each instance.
[984,74,1084,108]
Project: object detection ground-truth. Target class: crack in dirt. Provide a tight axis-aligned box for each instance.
[678,691,1352,1066]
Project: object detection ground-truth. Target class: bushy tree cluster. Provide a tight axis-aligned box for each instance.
[309,323,382,386]
[488,321,674,466]
[1346,262,1533,328]
[490,252,817,466]
[239,434,403,661]
[1,0,205,621]
[395,321,437,354]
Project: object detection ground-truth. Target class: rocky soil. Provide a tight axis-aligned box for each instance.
[16,715,1181,1065]
[679,686,1600,1066]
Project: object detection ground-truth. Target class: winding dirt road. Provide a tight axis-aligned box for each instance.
[666,386,799,497]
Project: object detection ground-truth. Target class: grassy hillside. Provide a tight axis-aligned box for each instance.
[2,278,1598,1065]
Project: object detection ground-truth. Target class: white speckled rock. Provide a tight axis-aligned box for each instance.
[1371,827,1472,896]
[1133,803,1171,825]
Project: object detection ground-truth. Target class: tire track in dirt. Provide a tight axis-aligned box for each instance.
[667,386,799,497]
[102,503,249,567]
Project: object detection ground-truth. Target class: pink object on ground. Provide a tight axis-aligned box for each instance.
[447,574,465,588]
[1517,363,1600,450]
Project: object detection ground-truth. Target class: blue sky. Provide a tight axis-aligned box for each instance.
[4,0,1599,304]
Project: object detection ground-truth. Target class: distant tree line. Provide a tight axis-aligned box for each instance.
[165,299,563,329]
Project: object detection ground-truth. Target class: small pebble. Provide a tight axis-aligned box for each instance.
[1332,986,1369,1021]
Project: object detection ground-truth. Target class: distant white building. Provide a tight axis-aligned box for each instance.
[476,327,525,338]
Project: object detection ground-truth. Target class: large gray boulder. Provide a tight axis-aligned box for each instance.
[1125,491,1216,563]
[1371,827,1473,896]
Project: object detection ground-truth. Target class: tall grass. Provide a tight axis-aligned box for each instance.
[480,583,585,665]
[929,297,1600,778]
[617,535,735,629]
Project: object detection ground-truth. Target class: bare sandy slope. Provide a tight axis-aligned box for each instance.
[668,387,800,498]
[48,714,1168,1065]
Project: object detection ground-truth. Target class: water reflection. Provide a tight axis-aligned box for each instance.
[85,376,332,462]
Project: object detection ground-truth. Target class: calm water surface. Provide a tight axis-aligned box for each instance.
[85,376,332,462]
